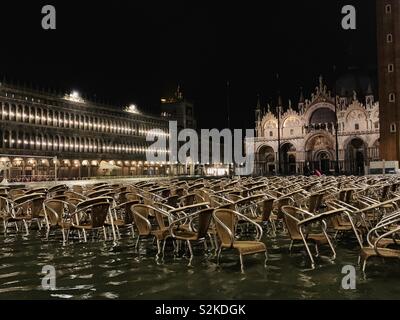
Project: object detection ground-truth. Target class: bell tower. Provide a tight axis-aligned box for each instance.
[377,0,400,161]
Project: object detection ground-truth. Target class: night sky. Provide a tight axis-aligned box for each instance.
[0,0,377,130]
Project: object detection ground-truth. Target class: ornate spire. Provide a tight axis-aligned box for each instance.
[278,92,282,107]
[366,82,373,95]
[319,75,323,90]
[299,87,304,103]
[256,94,261,110]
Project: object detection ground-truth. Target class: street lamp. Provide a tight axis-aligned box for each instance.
[276,101,282,175]
[334,97,340,175]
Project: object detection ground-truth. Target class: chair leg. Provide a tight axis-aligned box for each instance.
[315,243,320,257]
[301,232,315,269]
[103,227,108,241]
[131,226,135,239]
[217,247,222,265]
[362,258,367,272]
[23,220,29,236]
[264,251,269,267]
[162,239,167,259]
[323,229,336,259]
[239,254,245,274]
[135,235,140,250]
[116,226,121,240]
[82,229,87,243]
[289,240,294,252]
[61,229,66,245]
[187,240,193,266]
[156,239,161,259]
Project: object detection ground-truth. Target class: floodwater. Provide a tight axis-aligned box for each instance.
[1,228,400,300]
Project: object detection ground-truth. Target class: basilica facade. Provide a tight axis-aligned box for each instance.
[251,77,380,176]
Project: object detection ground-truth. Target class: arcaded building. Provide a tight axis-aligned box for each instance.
[251,77,380,176]
[0,82,175,180]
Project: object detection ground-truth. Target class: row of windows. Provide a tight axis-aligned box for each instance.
[265,122,379,137]
[0,131,168,155]
[0,102,169,137]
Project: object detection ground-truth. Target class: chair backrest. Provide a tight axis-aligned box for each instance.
[76,197,114,220]
[181,194,196,206]
[0,196,9,215]
[196,208,214,239]
[277,197,292,219]
[87,189,114,199]
[122,200,140,224]
[44,200,63,226]
[166,195,180,207]
[72,185,84,194]
[260,198,274,221]
[309,193,323,214]
[90,202,111,228]
[125,193,140,202]
[131,204,152,235]
[281,206,302,240]
[9,189,26,200]
[64,191,86,200]
[213,209,237,247]
[13,193,45,218]
[26,188,48,195]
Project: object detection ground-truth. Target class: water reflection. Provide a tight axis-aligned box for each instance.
[0,230,400,299]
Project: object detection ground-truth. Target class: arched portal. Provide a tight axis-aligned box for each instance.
[281,143,296,175]
[346,138,366,175]
[256,145,275,176]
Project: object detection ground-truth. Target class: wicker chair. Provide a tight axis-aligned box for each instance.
[281,206,345,268]
[70,201,112,242]
[43,199,76,244]
[213,208,267,273]
[169,208,214,266]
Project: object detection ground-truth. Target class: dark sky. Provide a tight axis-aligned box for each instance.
[0,0,377,130]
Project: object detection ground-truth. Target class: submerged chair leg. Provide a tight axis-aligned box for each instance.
[362,259,367,272]
[300,230,315,269]
[289,240,294,252]
[323,229,336,259]
[217,247,222,265]
[156,239,161,259]
[61,229,66,245]
[131,226,135,239]
[264,251,269,267]
[135,235,140,250]
[239,254,245,274]
[187,240,194,266]
[23,220,29,236]
[82,229,87,243]
[103,227,108,241]
[315,244,320,257]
